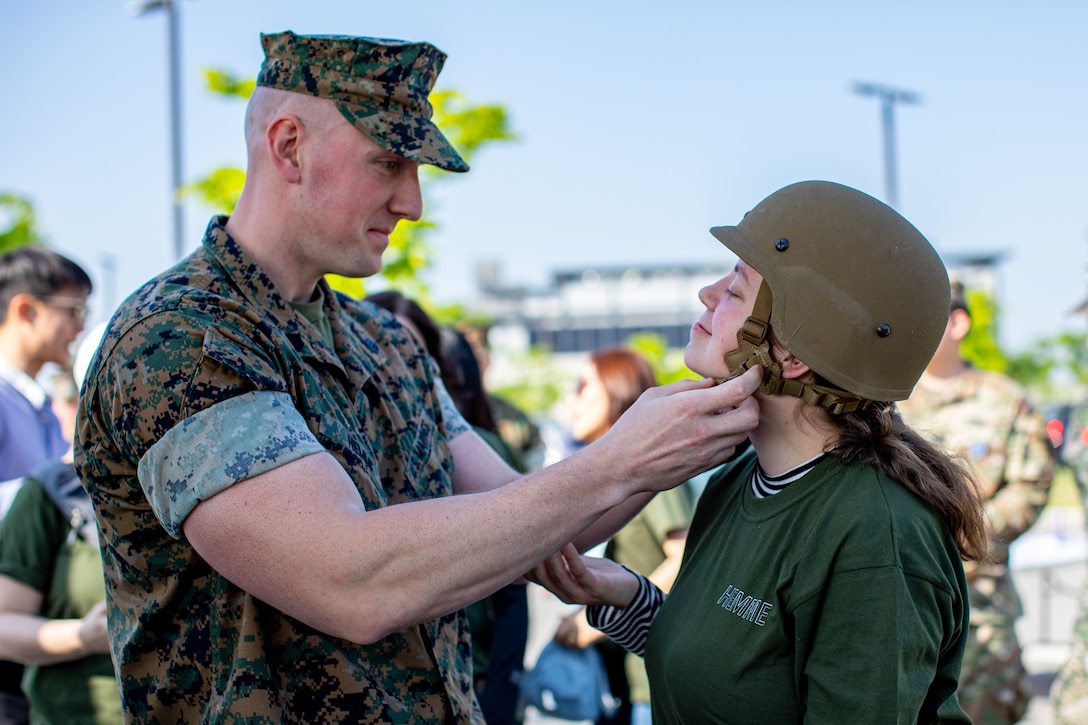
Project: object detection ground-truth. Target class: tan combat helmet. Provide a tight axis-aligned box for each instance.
[711,181,950,413]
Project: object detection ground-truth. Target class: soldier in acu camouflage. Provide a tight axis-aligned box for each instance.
[898,281,1053,724]
[1051,317,1088,724]
[73,31,762,724]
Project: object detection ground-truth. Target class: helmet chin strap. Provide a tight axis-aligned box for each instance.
[723,282,781,386]
[721,281,873,415]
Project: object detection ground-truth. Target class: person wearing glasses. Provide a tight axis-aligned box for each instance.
[0,245,90,499]
[0,245,91,725]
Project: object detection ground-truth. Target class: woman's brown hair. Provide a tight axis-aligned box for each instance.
[826,400,989,562]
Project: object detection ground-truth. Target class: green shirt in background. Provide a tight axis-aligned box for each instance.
[606,485,692,705]
[0,477,122,725]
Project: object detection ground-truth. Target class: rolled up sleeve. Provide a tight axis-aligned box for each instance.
[137,390,325,538]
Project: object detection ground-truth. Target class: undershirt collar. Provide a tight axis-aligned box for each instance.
[751,453,827,499]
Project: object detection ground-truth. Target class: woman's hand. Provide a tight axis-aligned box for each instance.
[554,607,608,649]
[527,543,639,608]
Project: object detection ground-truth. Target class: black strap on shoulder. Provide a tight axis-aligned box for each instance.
[28,460,97,546]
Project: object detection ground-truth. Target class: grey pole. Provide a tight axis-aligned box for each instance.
[131,0,185,261]
[852,83,920,209]
[166,0,184,261]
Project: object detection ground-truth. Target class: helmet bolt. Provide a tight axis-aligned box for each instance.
[774,238,790,251]
[876,323,892,337]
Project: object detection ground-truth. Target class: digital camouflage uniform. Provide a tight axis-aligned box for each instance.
[75,219,480,723]
[899,365,1053,724]
[73,30,484,723]
[1052,399,1088,724]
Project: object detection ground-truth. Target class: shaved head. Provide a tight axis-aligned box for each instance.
[244,87,348,157]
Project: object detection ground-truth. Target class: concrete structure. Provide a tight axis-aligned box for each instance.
[474,253,1001,357]
[474,260,731,355]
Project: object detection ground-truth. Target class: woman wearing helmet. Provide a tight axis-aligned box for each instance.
[529,181,988,723]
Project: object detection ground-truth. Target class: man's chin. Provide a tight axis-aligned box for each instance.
[330,261,382,281]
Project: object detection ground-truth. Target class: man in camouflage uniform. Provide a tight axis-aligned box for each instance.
[899,281,1053,724]
[73,31,762,723]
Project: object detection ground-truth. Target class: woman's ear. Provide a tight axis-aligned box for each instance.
[776,349,812,380]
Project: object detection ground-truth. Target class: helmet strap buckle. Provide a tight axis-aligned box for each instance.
[722,281,874,414]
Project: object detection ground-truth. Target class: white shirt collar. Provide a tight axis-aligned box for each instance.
[0,353,50,409]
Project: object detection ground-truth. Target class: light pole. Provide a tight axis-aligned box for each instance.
[99,253,118,317]
[130,0,185,261]
[852,82,920,209]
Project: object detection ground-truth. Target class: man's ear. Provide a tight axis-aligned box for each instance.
[8,293,37,324]
[948,308,972,343]
[266,115,303,184]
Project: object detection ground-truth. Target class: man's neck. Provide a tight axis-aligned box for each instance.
[224,211,320,304]
[922,354,968,380]
[0,334,40,379]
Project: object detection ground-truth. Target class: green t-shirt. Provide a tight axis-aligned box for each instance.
[0,475,122,725]
[645,451,971,724]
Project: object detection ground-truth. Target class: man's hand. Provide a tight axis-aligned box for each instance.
[587,366,762,495]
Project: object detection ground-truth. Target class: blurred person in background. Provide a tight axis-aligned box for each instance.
[898,280,1053,724]
[550,346,693,725]
[460,322,545,472]
[44,368,79,450]
[439,326,529,725]
[0,246,92,725]
[0,247,91,497]
[0,323,121,724]
[1048,298,1088,724]
[368,290,529,724]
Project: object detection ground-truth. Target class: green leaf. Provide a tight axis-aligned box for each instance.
[182,167,245,214]
[204,69,256,100]
[0,193,45,252]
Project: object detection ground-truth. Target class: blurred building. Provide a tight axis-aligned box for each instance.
[943,251,1005,303]
[471,251,1008,407]
[474,260,731,356]
[474,252,1003,354]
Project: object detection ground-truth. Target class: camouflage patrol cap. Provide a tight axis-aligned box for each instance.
[257,30,469,172]
[711,181,950,402]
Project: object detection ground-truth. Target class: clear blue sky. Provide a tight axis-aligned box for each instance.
[2,0,1086,351]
